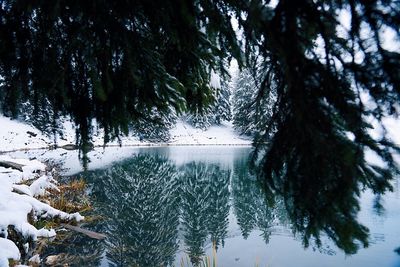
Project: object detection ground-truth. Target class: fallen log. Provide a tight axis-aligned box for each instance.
[0,160,24,172]
[60,224,106,240]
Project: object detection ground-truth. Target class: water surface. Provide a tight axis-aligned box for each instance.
[41,147,400,266]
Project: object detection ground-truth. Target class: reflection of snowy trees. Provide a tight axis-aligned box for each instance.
[206,165,230,250]
[180,163,211,265]
[231,157,287,243]
[179,163,230,265]
[86,156,233,267]
[42,148,371,263]
[87,155,180,267]
[51,151,292,266]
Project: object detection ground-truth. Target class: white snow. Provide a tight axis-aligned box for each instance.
[210,70,221,89]
[0,116,251,154]
[29,175,59,197]
[0,238,20,266]
[0,116,49,152]
[170,120,251,145]
[0,156,83,266]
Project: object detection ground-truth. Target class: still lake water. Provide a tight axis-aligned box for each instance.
[37,146,400,266]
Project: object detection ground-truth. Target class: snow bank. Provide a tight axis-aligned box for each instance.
[0,156,83,266]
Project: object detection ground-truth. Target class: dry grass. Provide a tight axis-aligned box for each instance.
[40,178,91,214]
[7,161,96,266]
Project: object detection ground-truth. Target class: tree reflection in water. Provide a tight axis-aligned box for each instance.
[86,155,180,267]
[81,155,233,266]
[44,148,393,266]
[179,162,230,264]
[232,156,288,244]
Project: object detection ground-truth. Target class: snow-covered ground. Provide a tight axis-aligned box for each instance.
[0,156,83,266]
[170,121,251,145]
[0,116,251,153]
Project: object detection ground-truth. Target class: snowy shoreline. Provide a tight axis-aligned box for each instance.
[0,142,252,154]
[0,115,251,154]
[0,156,84,266]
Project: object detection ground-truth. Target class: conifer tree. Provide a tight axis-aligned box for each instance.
[213,79,232,124]
[232,63,275,136]
[185,75,232,129]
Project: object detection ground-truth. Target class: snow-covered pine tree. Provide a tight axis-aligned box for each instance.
[19,100,65,141]
[232,69,257,136]
[129,107,177,142]
[213,78,232,125]
[232,61,275,137]
[185,72,232,129]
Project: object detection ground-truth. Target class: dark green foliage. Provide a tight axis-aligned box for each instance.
[241,0,400,254]
[129,107,176,142]
[0,0,239,150]
[1,0,400,256]
[19,100,65,140]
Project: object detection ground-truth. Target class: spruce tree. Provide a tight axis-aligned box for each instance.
[185,74,232,129]
[232,63,275,136]
[213,78,232,124]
